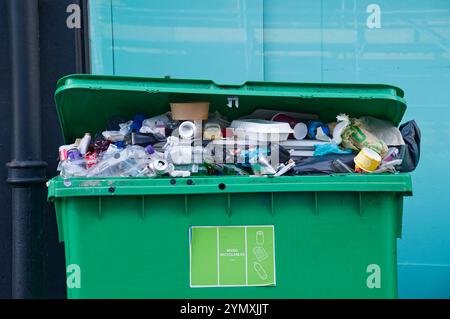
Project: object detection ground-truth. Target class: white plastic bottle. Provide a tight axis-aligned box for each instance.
[78,133,91,155]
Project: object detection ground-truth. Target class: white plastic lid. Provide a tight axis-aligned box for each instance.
[230,119,294,134]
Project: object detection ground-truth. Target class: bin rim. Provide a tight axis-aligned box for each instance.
[56,73,405,97]
[47,173,412,201]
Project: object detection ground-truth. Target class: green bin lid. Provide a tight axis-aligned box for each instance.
[55,74,407,144]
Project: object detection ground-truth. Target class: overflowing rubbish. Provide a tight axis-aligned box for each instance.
[57,104,421,179]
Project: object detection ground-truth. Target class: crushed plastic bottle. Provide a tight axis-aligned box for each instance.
[89,145,152,177]
[58,159,87,178]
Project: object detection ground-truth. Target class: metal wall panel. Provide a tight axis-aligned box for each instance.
[88,0,450,298]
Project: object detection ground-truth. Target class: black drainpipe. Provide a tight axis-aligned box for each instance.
[6,0,47,299]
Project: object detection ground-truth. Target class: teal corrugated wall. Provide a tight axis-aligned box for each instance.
[88,0,450,298]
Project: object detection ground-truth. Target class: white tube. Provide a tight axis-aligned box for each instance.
[179,121,197,140]
[293,122,307,140]
[78,133,91,155]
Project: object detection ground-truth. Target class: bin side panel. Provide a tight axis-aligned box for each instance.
[57,192,399,298]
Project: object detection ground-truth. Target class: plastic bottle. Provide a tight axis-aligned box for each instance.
[119,145,151,177]
[86,150,126,177]
[78,133,91,155]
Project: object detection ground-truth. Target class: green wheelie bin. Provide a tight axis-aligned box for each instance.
[47,74,412,298]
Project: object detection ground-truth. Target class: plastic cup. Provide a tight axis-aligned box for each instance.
[179,121,197,140]
[293,122,308,140]
[354,147,382,172]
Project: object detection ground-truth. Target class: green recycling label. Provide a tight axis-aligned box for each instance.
[189,226,276,287]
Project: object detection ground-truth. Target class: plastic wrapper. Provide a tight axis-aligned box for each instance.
[308,121,331,141]
[332,114,351,145]
[358,116,404,146]
[85,146,149,177]
[118,121,133,134]
[274,159,295,176]
[58,159,88,178]
[340,118,388,157]
[313,143,353,156]
[106,116,128,131]
[92,135,111,153]
[373,159,403,173]
[250,154,277,175]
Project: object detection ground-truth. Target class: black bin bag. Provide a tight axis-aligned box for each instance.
[292,154,356,175]
[396,120,421,172]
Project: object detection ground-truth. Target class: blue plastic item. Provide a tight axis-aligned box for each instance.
[308,121,330,139]
[314,143,353,157]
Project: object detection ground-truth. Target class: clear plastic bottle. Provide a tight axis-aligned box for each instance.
[78,133,91,155]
